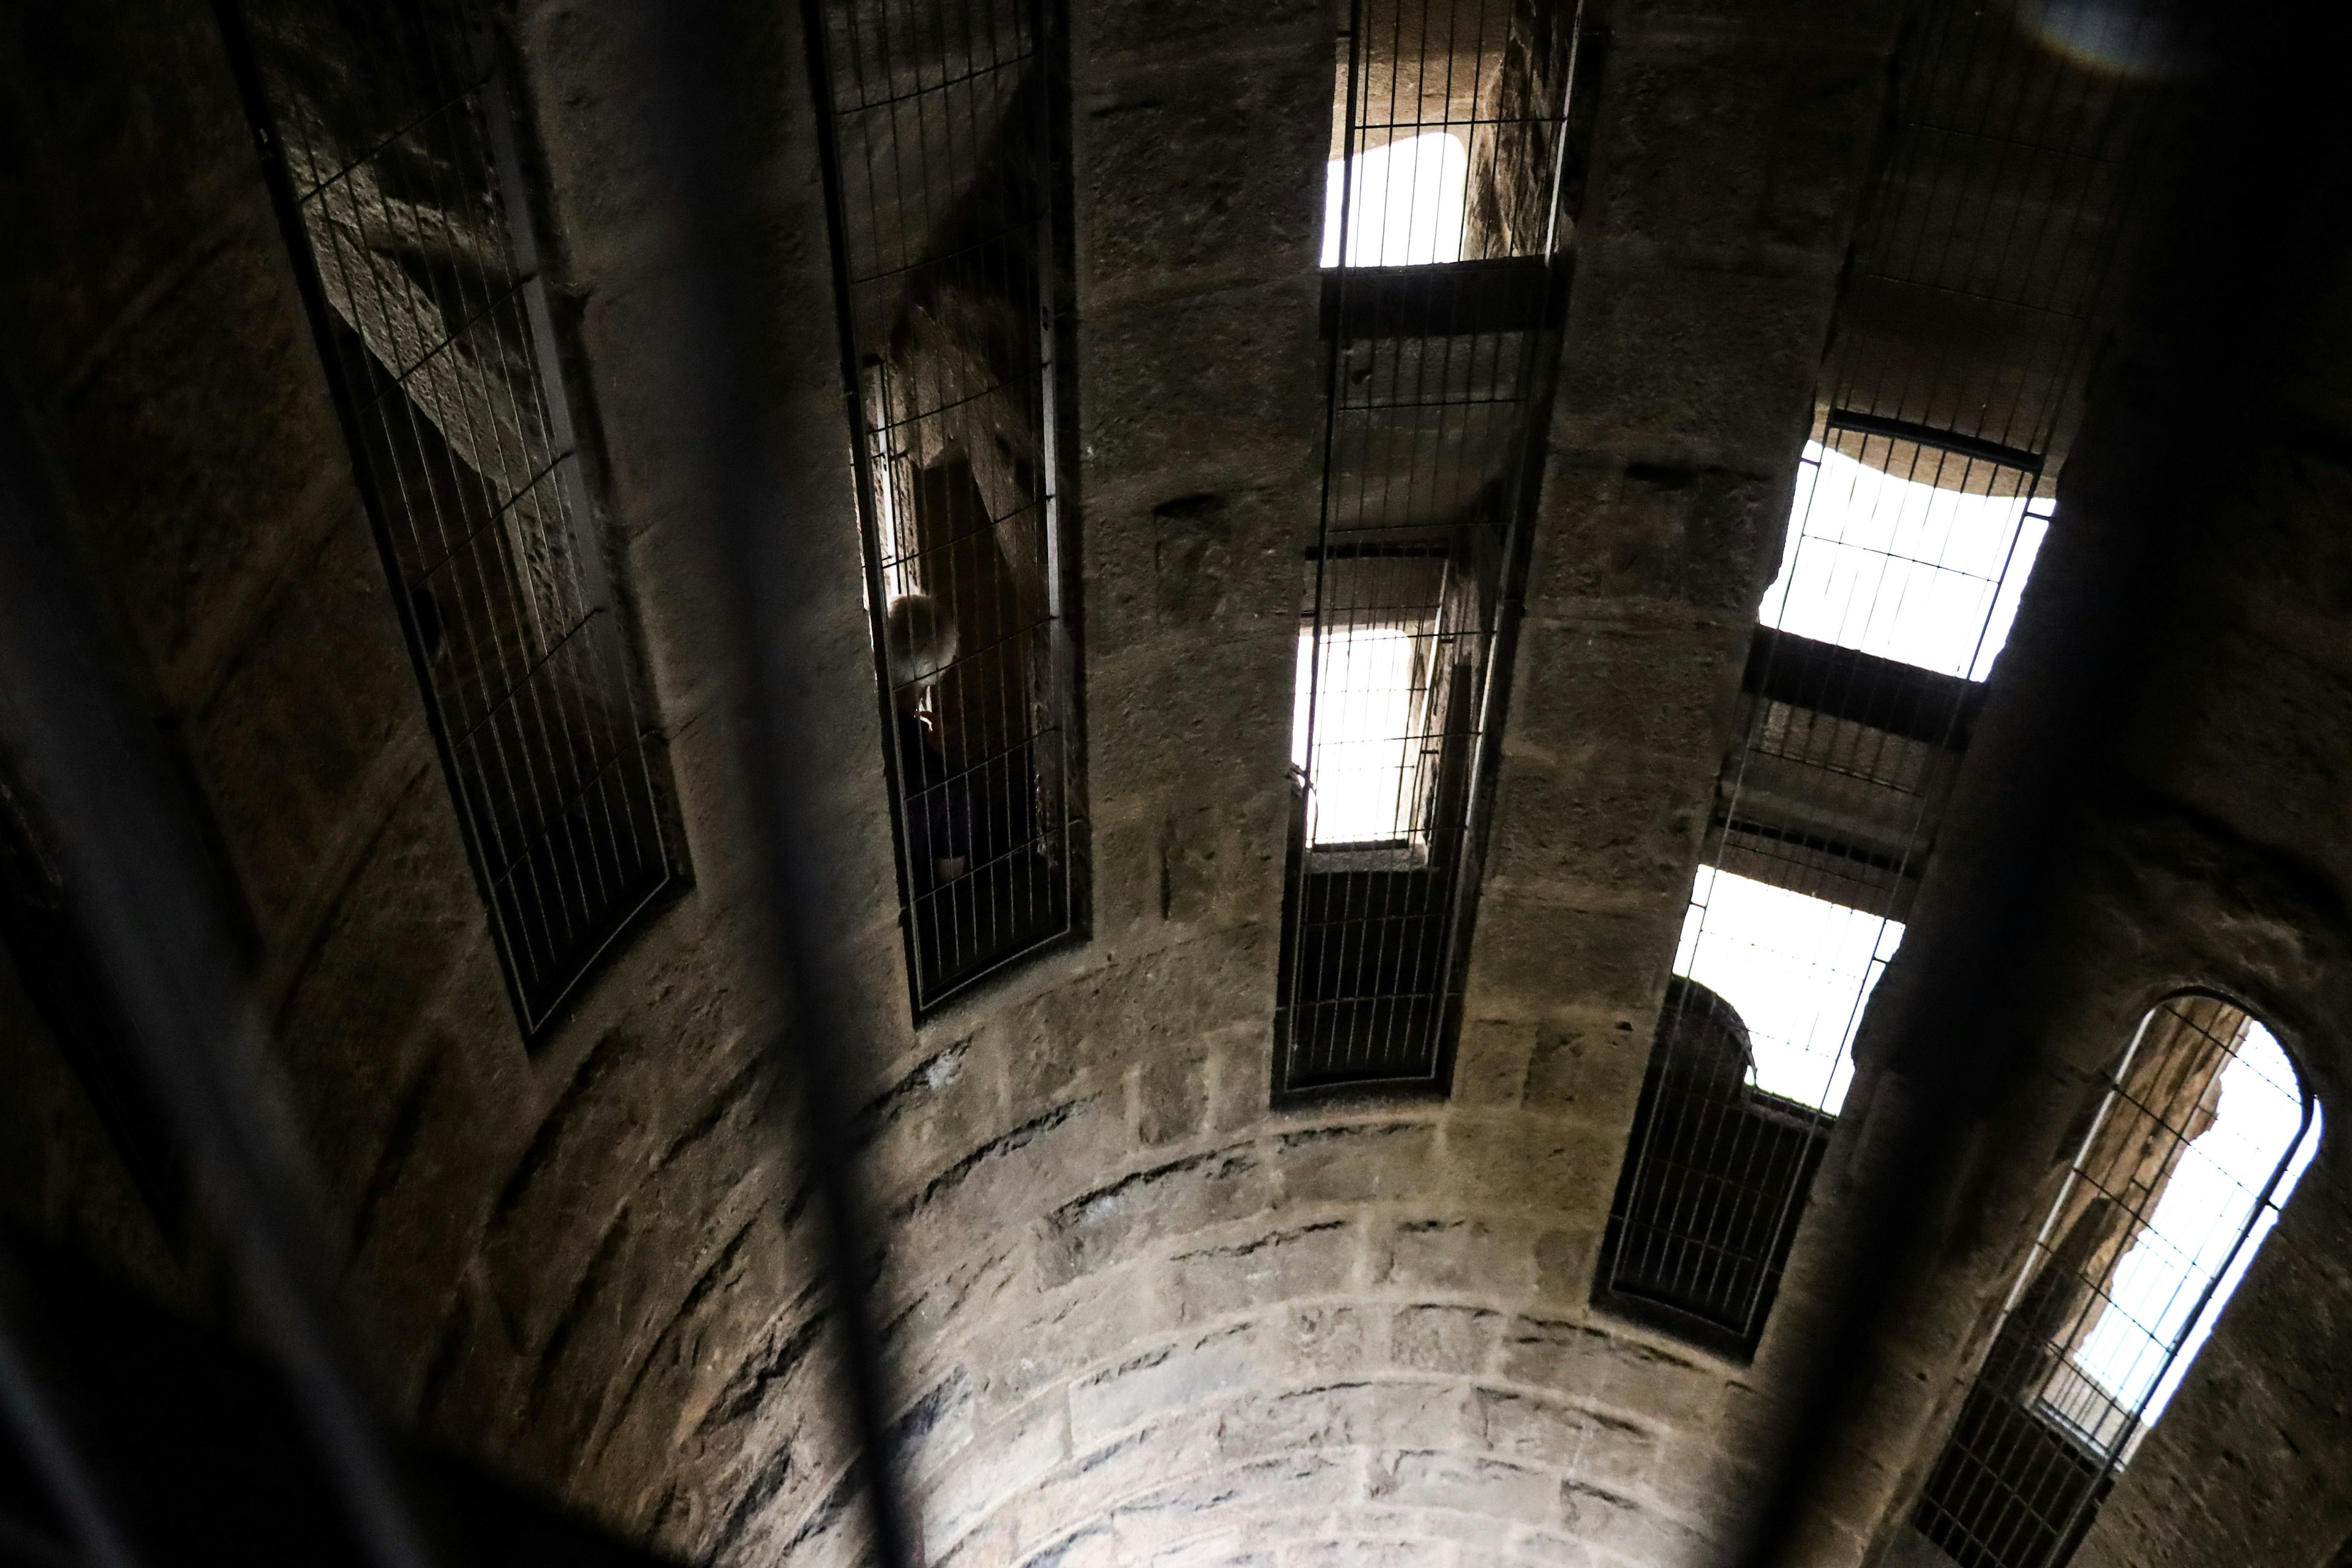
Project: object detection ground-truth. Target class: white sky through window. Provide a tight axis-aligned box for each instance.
[1760,440,2052,680]
[1672,867,1902,1112]
[2061,1022,2318,1439]
[1321,131,1469,268]
[1293,626,1423,846]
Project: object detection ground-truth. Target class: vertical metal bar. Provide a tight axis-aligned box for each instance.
[0,369,431,1568]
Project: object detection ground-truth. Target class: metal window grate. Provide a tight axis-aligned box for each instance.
[1275,0,1588,1098]
[1909,996,2318,1568]
[805,0,1085,1017]
[1592,0,2182,1353]
[1594,978,1834,1361]
[221,0,683,1035]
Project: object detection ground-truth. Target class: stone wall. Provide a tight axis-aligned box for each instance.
[83,2,2352,1567]
[0,2,859,1555]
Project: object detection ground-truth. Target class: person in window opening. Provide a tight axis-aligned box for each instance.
[885,593,973,890]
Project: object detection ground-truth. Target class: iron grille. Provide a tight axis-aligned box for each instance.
[1274,0,1586,1098]
[804,0,1085,1017]
[1593,0,2180,1353]
[221,0,682,1035]
[1909,996,2317,1568]
[1594,978,1833,1361]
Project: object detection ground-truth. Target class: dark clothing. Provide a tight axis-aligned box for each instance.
[896,709,974,891]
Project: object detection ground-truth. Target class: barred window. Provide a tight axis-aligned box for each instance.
[221,0,684,1035]
[1593,0,2172,1351]
[1907,995,2320,1568]
[1274,0,1588,1099]
[805,0,1086,1016]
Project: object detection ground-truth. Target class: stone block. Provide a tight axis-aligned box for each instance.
[1069,1321,1280,1445]
[1392,1305,1503,1376]
[1558,1480,1714,1567]
[1481,756,1711,908]
[1474,1388,1657,1495]
[1523,1019,1649,1126]
[1581,40,1881,263]
[1509,617,1748,771]
[1170,1221,1360,1323]
[51,199,353,696]
[1280,1541,1430,1568]
[1275,1122,1440,1208]
[854,1035,1000,1183]
[1439,1115,1610,1215]
[1462,896,1675,1019]
[1044,1142,1278,1285]
[1216,1380,1471,1463]
[888,1092,1110,1237]
[1016,1412,1224,1545]
[1021,1523,1119,1568]
[1532,1227,1607,1310]
[919,1397,1071,1553]
[1138,1051,1213,1146]
[1105,1449,1359,1557]
[1160,802,1289,931]
[1091,631,1292,790]
[1501,1319,1727,1431]
[982,1267,1177,1412]
[1378,1219,1536,1301]
[1077,47,1326,298]
[191,516,422,942]
[1147,488,1298,631]
[1082,282,1319,483]
[1527,458,1782,614]
[1552,260,1830,472]
[1207,1024,1273,1134]
[1367,1450,1558,1526]
[1281,1303,1375,1376]
[1450,1019,1537,1109]
[1138,1529,1276,1568]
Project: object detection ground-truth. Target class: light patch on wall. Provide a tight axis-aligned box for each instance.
[1760,440,2052,681]
[1293,625,1424,846]
[1321,130,1469,268]
[1673,865,1904,1112]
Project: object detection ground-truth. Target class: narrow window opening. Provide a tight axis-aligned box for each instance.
[1907,996,2320,1568]
[1762,437,2053,682]
[807,0,1087,1016]
[221,0,685,1036]
[1322,130,1471,268]
[1275,0,1590,1101]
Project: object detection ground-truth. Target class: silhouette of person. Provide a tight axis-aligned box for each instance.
[884,593,973,891]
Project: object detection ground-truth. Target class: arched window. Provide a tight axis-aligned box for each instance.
[1593,977,1839,1357]
[1905,995,2321,1568]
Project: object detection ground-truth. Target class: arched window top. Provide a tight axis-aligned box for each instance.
[1911,993,2321,1568]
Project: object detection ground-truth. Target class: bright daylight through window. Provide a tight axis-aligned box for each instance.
[2041,1019,2320,1453]
[1321,130,1468,268]
[1670,438,2050,1115]
[1292,625,1428,848]
[1673,866,1901,1112]
[1761,440,2051,680]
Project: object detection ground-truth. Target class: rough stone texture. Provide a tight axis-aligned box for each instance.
[0,0,1904,1560]
[75,3,2352,1568]
[0,5,858,1561]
